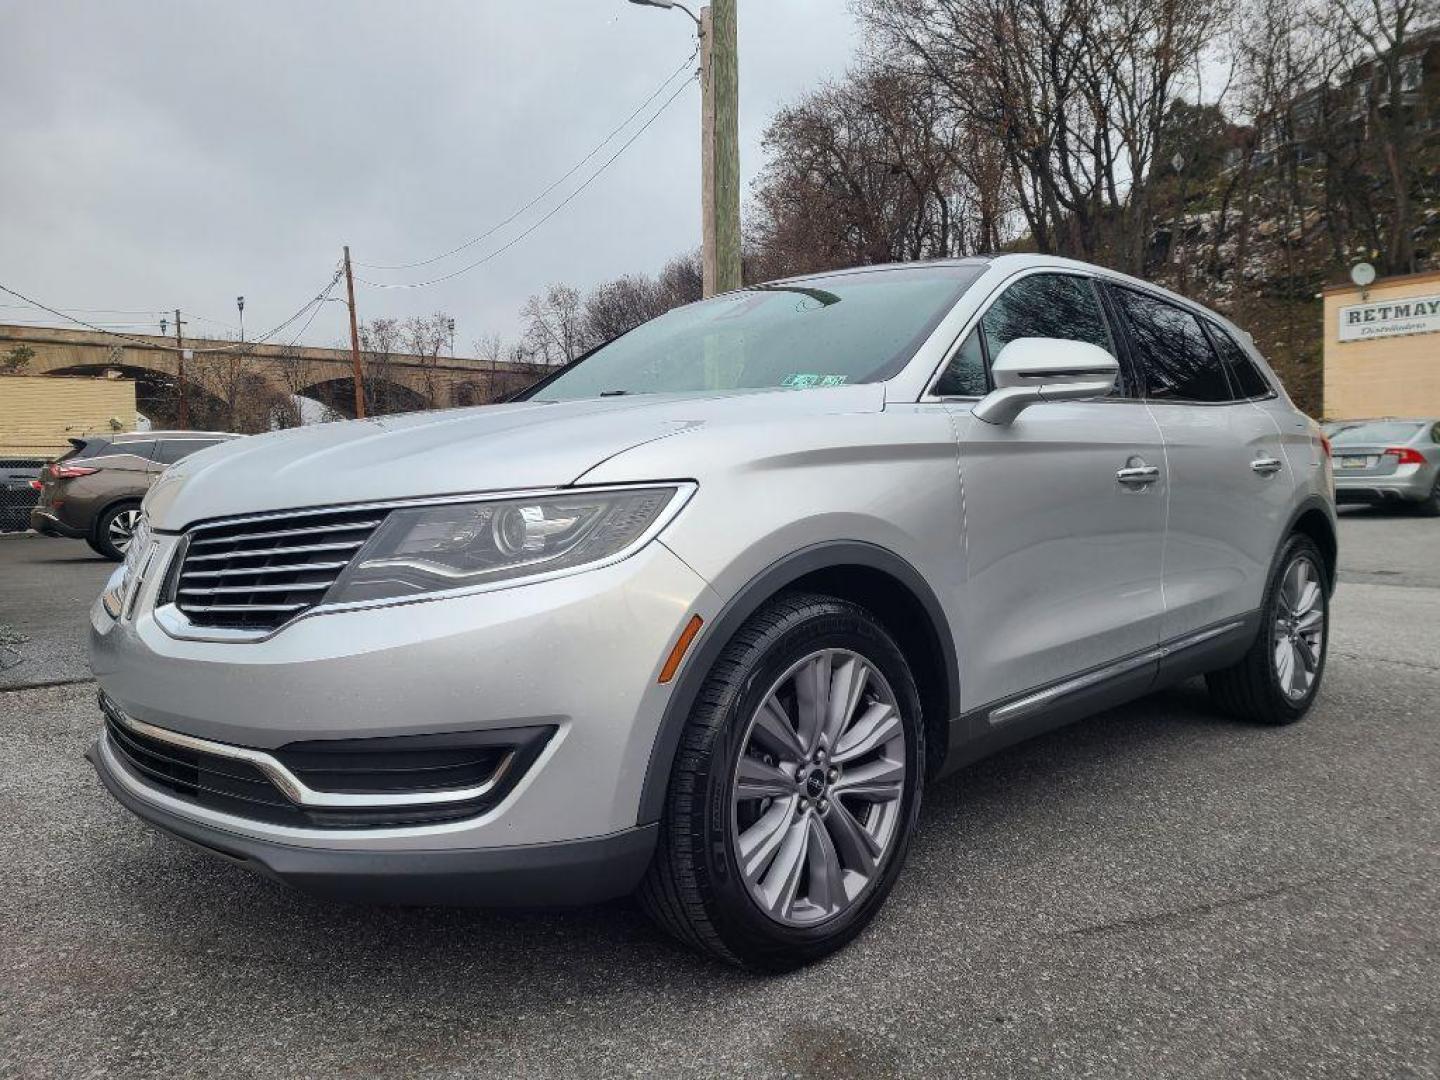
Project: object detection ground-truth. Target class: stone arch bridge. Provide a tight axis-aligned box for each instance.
[1,323,540,428]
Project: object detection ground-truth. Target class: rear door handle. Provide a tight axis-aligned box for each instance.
[1251,458,1283,475]
[1116,466,1160,486]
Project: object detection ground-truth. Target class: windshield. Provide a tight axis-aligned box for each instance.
[1330,421,1423,445]
[528,264,985,401]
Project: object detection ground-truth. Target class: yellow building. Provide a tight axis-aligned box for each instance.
[1323,269,1440,420]
[0,374,139,456]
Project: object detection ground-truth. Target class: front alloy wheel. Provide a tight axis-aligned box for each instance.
[731,649,907,927]
[640,592,924,970]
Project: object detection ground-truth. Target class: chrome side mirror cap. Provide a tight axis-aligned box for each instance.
[972,338,1119,425]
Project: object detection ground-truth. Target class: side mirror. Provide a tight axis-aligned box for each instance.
[972,338,1119,425]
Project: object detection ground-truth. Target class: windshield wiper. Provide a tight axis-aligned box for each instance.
[599,389,638,397]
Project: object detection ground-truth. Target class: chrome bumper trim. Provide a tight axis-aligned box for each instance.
[102,698,514,810]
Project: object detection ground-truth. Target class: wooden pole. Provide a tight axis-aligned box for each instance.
[343,246,367,419]
[707,0,741,295]
[173,308,188,430]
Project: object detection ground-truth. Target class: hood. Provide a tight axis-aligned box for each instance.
[143,384,884,529]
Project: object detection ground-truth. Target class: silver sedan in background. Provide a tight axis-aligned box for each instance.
[1325,419,1440,515]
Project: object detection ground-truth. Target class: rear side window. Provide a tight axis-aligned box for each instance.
[154,439,223,464]
[1207,322,1271,399]
[109,440,155,461]
[1111,287,1232,402]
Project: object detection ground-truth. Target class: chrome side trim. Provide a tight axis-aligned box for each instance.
[104,700,514,809]
[988,619,1246,727]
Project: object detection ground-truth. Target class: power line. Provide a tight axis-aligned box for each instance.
[0,303,167,316]
[0,267,343,356]
[356,45,699,273]
[357,71,697,291]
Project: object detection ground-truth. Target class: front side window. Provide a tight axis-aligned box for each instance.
[1112,287,1233,402]
[529,264,985,402]
[933,272,1120,398]
[1207,321,1272,399]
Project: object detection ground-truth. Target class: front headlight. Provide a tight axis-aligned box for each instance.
[100,517,152,618]
[324,485,688,605]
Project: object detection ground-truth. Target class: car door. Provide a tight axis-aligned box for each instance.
[1106,285,1292,640]
[931,270,1169,718]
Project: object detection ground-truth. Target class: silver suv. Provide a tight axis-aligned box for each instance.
[88,255,1336,970]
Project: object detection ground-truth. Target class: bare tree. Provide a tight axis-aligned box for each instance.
[403,312,454,407]
[521,284,588,366]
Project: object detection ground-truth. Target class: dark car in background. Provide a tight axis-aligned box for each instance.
[30,431,239,558]
[1,456,48,533]
[1323,418,1440,515]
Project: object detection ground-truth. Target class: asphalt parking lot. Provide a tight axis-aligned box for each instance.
[1,511,1438,1079]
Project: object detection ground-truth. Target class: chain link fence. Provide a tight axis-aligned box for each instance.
[0,447,57,534]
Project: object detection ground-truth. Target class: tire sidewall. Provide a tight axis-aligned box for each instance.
[1260,535,1329,719]
[93,501,139,561]
[693,602,924,967]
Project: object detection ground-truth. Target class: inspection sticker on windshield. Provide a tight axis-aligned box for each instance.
[781,373,848,388]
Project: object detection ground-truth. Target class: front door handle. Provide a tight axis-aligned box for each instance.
[1116,466,1160,486]
[1251,457,1283,476]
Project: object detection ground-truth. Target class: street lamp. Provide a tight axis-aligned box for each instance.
[627,0,740,297]
[628,0,700,27]
[237,295,245,343]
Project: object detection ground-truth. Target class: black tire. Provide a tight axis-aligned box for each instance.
[1206,534,1329,725]
[1414,477,1440,517]
[91,501,141,561]
[638,591,925,971]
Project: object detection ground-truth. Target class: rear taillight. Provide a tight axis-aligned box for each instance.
[1384,447,1425,466]
[48,464,98,479]
[1320,434,1332,457]
[28,479,42,491]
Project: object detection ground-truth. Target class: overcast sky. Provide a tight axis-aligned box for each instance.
[0,0,859,353]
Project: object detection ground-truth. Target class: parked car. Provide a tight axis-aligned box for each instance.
[0,456,47,533]
[87,255,1335,970]
[1322,418,1440,515]
[31,431,240,559]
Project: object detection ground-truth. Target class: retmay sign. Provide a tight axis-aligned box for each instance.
[1338,294,1440,342]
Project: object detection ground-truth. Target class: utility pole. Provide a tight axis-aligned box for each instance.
[172,309,189,430]
[629,0,740,297]
[342,245,367,419]
[702,0,740,296]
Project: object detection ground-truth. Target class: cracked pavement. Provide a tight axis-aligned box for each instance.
[1,510,1437,1078]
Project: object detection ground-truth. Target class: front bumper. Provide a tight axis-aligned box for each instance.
[89,534,719,865]
[88,734,657,905]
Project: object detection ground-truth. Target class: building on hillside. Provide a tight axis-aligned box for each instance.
[0,373,139,457]
[1322,268,1440,418]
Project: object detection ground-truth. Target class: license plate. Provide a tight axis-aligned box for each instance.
[1337,457,1368,470]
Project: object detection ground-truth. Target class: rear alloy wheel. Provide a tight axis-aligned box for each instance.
[92,503,142,561]
[1206,534,1329,724]
[639,592,924,970]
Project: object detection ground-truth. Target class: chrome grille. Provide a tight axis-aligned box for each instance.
[173,508,386,631]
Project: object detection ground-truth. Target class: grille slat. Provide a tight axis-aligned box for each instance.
[188,519,383,549]
[180,582,332,596]
[173,508,387,631]
[184,539,367,563]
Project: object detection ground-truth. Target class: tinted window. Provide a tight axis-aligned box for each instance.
[1207,322,1271,398]
[934,327,988,396]
[154,439,222,464]
[1112,288,1232,402]
[979,273,1113,357]
[108,440,155,461]
[531,265,985,401]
